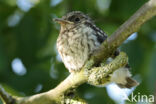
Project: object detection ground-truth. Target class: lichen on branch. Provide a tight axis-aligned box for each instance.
[87,52,128,86]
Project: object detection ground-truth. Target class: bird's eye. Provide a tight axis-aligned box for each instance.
[75,17,80,22]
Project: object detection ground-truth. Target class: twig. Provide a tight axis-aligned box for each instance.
[0,85,15,104]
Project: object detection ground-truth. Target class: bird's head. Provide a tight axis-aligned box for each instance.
[54,11,94,31]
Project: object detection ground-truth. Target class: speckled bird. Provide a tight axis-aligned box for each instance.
[54,11,138,88]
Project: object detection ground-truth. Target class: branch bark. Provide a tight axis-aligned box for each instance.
[92,0,156,63]
[0,0,156,104]
[8,52,128,104]
[0,85,15,104]
[87,52,128,86]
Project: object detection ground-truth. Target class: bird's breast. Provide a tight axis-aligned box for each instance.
[57,25,100,71]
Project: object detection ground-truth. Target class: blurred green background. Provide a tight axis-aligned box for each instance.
[0,0,155,104]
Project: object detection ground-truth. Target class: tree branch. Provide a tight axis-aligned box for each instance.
[87,52,128,86]
[15,52,128,104]
[0,85,15,104]
[0,0,156,104]
[92,0,156,63]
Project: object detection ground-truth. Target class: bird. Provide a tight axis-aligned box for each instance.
[54,11,138,88]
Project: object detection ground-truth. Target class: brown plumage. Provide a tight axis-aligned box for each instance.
[54,11,138,88]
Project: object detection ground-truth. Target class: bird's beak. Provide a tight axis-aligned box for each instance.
[53,18,73,25]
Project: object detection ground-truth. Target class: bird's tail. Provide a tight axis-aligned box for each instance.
[111,67,138,88]
[117,77,138,88]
